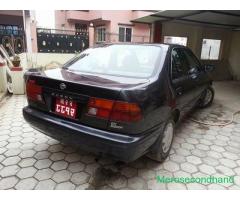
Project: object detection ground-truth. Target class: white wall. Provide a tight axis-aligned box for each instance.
[0,65,7,93]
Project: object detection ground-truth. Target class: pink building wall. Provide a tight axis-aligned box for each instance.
[55,10,152,43]
[98,10,150,36]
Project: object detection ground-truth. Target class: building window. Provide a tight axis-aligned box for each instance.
[119,27,132,42]
[200,39,221,60]
[164,36,188,46]
[96,27,106,42]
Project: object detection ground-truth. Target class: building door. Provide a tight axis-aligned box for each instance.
[75,24,88,35]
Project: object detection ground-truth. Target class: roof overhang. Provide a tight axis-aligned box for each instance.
[132,10,240,30]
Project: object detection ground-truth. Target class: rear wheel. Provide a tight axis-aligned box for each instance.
[146,119,175,162]
[198,86,214,108]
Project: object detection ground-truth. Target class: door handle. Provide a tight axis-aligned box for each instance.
[176,87,183,96]
[189,73,199,80]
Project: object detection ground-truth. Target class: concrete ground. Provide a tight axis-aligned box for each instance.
[0,81,240,190]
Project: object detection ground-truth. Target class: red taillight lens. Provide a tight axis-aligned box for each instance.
[87,97,142,122]
[110,101,142,122]
[26,79,44,103]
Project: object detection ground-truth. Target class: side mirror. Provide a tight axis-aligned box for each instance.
[204,65,215,72]
[188,67,199,80]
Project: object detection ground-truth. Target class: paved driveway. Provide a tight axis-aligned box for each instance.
[0,81,240,190]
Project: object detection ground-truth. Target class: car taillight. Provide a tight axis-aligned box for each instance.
[26,79,44,103]
[87,97,114,119]
[110,101,142,122]
[87,97,142,122]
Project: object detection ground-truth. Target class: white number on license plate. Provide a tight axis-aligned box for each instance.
[55,98,77,119]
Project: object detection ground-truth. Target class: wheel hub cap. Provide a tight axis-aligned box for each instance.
[203,89,212,106]
[162,123,174,153]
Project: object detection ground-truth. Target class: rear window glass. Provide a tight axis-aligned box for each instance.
[64,45,162,78]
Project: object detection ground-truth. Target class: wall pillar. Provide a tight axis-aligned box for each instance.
[30,20,38,53]
[153,21,162,43]
[149,24,154,43]
[89,23,94,47]
[23,10,38,53]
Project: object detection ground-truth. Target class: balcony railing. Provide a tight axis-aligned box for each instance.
[94,32,150,44]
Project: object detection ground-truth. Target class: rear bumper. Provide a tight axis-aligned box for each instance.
[23,106,162,162]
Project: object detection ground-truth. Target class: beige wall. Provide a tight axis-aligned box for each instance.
[162,22,233,80]
[19,53,76,70]
[228,32,240,80]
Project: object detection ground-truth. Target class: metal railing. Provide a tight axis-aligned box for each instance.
[36,28,89,53]
[0,27,25,54]
[94,32,150,44]
[37,28,88,36]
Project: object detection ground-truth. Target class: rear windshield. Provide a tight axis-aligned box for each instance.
[64,45,162,78]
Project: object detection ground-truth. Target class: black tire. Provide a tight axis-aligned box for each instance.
[146,119,175,163]
[198,86,214,109]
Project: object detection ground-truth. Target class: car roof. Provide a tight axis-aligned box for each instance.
[93,42,186,50]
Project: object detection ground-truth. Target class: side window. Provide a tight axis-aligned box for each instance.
[183,49,201,70]
[171,48,189,80]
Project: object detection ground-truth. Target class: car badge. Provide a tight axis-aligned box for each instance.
[60,83,66,90]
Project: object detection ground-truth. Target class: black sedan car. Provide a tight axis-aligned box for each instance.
[23,44,214,162]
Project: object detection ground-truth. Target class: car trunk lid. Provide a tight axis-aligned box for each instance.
[25,68,149,130]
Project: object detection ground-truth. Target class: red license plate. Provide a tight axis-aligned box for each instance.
[55,98,77,119]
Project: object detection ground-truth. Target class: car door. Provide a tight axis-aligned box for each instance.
[182,48,209,97]
[170,47,197,116]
